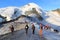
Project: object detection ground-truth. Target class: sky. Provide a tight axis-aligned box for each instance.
[0,0,60,10]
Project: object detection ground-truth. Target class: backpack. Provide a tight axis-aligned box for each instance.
[25,25,29,30]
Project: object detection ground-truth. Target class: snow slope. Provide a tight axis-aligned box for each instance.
[0,3,43,23]
[20,3,42,14]
[46,11,60,26]
[0,7,22,22]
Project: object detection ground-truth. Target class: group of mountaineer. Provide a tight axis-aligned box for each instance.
[25,23,51,36]
[25,23,59,36]
[9,22,59,36]
[25,23,35,35]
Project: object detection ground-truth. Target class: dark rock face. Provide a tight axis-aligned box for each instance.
[52,8,60,13]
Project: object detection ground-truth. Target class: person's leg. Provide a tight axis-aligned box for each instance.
[39,29,42,36]
[11,29,14,35]
[26,29,28,34]
[33,29,35,34]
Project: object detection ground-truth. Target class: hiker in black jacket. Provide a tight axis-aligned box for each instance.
[25,24,29,34]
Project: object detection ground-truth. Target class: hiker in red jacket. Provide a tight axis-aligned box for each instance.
[44,25,51,30]
[32,24,35,34]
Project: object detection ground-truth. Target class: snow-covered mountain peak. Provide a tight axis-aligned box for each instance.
[22,3,40,8]
[1,2,60,27]
[19,3,43,18]
[27,3,40,8]
[0,3,43,23]
[0,7,22,22]
[20,3,42,13]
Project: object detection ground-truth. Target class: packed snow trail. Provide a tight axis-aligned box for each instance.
[0,27,47,40]
[0,23,60,40]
